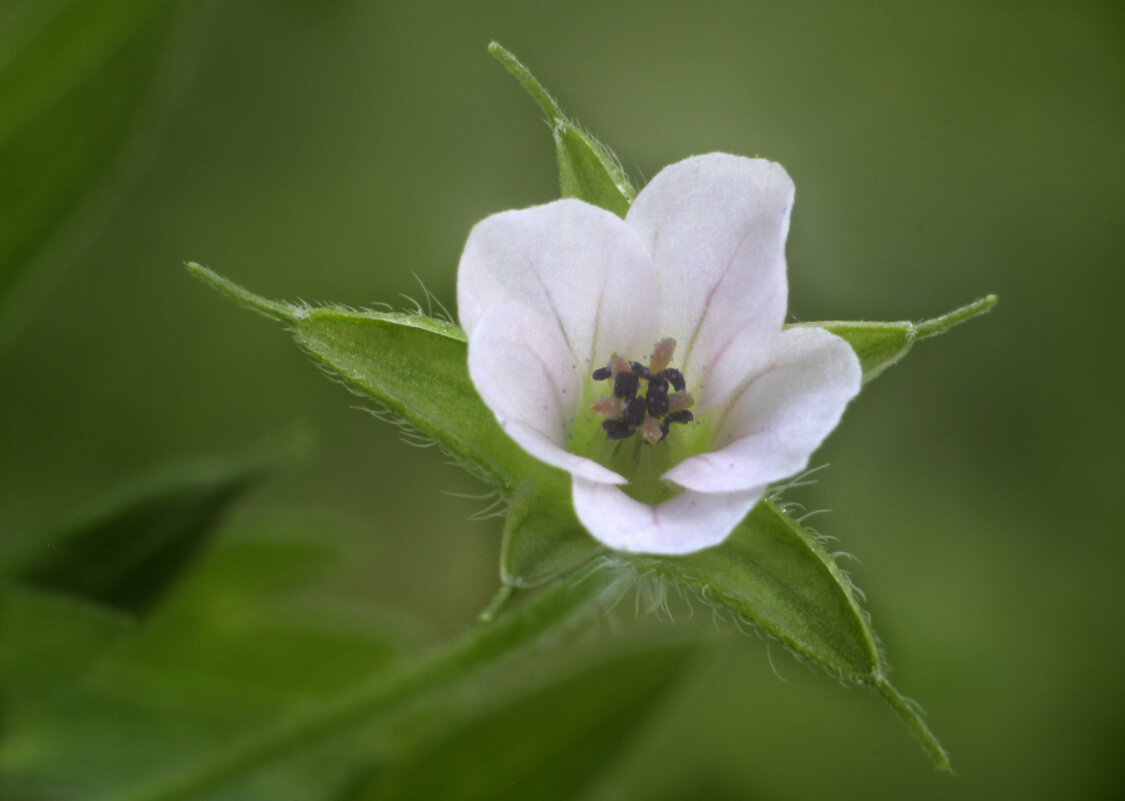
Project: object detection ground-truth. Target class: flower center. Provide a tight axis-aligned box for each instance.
[589,337,695,445]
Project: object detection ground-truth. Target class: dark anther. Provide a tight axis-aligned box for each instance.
[613,371,639,400]
[664,409,694,426]
[602,419,634,439]
[595,340,692,443]
[662,368,686,392]
[629,361,651,379]
[624,397,647,428]
[646,376,669,418]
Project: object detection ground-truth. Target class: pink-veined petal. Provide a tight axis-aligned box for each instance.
[663,326,861,493]
[458,198,659,371]
[469,303,626,485]
[572,477,764,555]
[626,153,794,408]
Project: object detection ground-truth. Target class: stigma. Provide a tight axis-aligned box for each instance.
[590,338,695,444]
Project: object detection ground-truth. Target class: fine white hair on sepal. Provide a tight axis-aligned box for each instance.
[769,462,830,495]
[353,405,436,448]
[410,273,455,323]
[439,487,509,524]
[765,642,790,683]
[440,488,501,500]
[798,508,833,524]
[467,495,508,522]
[398,293,426,317]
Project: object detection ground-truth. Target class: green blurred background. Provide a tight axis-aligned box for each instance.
[2,0,1123,798]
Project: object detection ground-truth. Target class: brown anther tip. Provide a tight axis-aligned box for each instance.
[640,417,664,444]
[649,338,677,373]
[591,396,623,417]
[668,391,694,412]
[609,354,630,375]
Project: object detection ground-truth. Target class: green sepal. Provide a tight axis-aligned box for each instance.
[186,263,559,495]
[489,42,635,217]
[628,498,950,769]
[499,478,604,590]
[190,264,604,600]
[801,294,997,382]
[634,498,880,682]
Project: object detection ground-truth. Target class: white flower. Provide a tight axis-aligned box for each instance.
[457,153,861,555]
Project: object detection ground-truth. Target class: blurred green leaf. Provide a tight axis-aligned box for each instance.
[0,559,619,801]
[630,499,949,769]
[0,0,178,328]
[0,526,411,801]
[0,584,134,725]
[341,639,696,801]
[10,435,302,615]
[489,42,635,217]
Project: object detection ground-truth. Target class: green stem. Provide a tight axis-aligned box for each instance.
[184,262,295,322]
[102,561,620,801]
[914,294,997,340]
[873,674,952,772]
[487,41,565,123]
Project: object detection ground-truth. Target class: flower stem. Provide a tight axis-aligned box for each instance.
[914,294,997,340]
[103,561,620,801]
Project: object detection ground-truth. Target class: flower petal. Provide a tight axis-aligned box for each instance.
[663,327,861,493]
[625,153,794,409]
[458,198,659,371]
[468,302,626,485]
[572,477,764,555]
